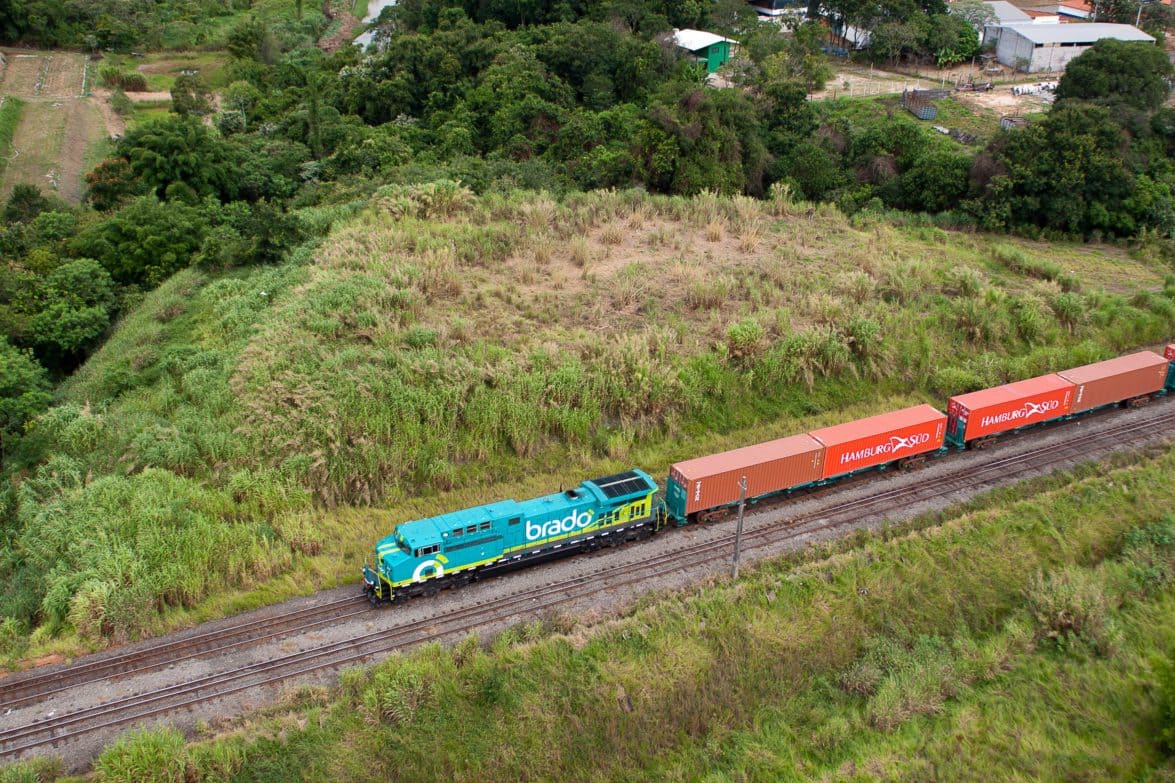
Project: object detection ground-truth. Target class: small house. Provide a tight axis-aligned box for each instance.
[672,29,737,73]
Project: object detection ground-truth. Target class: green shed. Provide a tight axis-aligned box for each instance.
[672,28,736,74]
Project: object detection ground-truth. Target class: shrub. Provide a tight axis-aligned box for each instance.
[1011,294,1052,345]
[1051,291,1087,331]
[726,319,766,364]
[1026,567,1120,657]
[0,757,61,783]
[100,69,148,92]
[363,659,436,726]
[109,88,134,118]
[95,727,187,783]
[1120,516,1175,596]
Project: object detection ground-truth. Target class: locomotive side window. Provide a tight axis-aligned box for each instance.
[509,517,520,525]
[414,544,440,557]
[479,521,492,531]
[451,528,463,536]
[466,525,477,534]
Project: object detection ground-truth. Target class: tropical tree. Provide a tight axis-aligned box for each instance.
[0,339,51,454]
[116,116,239,201]
[1055,39,1174,110]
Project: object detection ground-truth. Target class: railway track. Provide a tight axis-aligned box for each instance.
[1,401,1172,763]
[0,596,371,712]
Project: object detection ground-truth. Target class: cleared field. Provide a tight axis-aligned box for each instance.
[0,49,110,203]
[0,53,46,98]
[0,97,65,199]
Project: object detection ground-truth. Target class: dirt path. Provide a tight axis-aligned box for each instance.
[88,87,127,138]
[319,0,364,52]
[0,49,111,203]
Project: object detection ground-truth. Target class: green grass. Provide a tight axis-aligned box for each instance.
[127,100,174,127]
[99,52,232,92]
[819,94,998,148]
[36,443,1175,783]
[352,0,370,18]
[0,97,26,178]
[3,187,1174,658]
[929,96,1002,141]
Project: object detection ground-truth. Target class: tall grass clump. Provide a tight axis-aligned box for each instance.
[0,757,60,783]
[96,727,187,783]
[1026,566,1120,656]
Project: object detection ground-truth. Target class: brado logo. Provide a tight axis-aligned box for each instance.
[527,509,595,541]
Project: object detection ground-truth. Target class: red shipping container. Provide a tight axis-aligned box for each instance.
[808,404,947,479]
[668,434,825,517]
[1057,351,1169,413]
[948,374,1074,442]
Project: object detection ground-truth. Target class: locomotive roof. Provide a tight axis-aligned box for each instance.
[378,470,657,550]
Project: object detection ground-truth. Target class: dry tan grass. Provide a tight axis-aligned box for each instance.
[737,220,764,254]
[600,221,625,245]
[297,191,1168,380]
[568,235,593,268]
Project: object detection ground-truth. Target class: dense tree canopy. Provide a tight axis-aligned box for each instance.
[1055,39,1174,111]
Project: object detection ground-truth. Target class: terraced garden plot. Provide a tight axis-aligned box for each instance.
[0,53,45,97]
[0,49,109,202]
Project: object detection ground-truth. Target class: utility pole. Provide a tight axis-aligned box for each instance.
[731,476,747,580]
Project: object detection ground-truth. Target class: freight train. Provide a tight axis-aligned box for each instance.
[363,345,1175,604]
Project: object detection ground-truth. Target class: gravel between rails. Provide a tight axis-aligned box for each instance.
[2,399,1174,772]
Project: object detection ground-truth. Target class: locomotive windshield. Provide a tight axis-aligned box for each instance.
[395,531,410,553]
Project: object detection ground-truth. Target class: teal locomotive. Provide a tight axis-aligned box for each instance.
[363,470,663,602]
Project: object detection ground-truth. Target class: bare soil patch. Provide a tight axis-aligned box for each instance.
[39,52,86,98]
[89,87,127,138]
[319,12,364,52]
[954,87,1051,114]
[811,65,939,99]
[57,100,101,201]
[0,51,45,97]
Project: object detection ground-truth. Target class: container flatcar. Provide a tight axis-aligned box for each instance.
[946,374,1074,446]
[808,404,947,479]
[666,434,825,523]
[1056,351,1170,413]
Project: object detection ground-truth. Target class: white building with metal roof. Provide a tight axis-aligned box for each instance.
[980,1,1033,46]
[994,22,1155,72]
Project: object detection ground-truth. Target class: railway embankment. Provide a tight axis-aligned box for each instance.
[2,397,1173,775]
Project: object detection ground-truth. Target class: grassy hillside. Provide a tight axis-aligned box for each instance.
[13,442,1172,783]
[2,187,1174,655]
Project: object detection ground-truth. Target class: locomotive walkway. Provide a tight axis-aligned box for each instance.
[2,399,1174,770]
